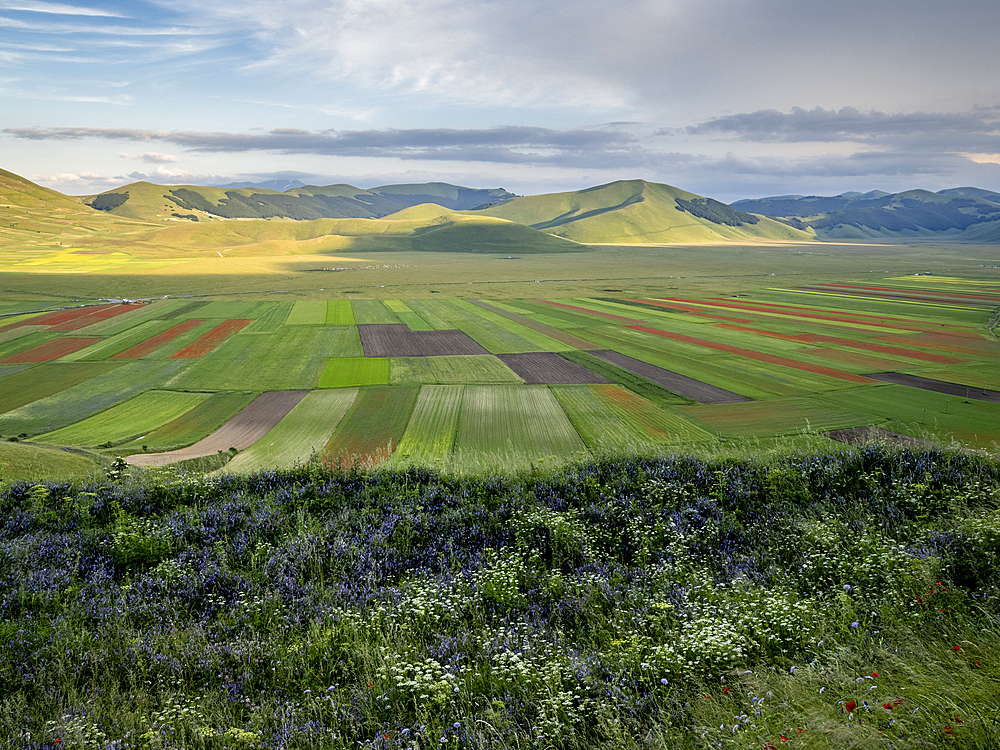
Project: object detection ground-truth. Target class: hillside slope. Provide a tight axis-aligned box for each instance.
[733,188,1000,240]
[470,180,813,243]
[84,181,515,222]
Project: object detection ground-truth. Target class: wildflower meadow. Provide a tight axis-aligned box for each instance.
[1,446,999,748]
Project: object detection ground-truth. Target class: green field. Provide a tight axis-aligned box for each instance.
[285,300,327,325]
[37,390,208,447]
[226,389,358,472]
[325,300,355,326]
[389,355,523,385]
[116,391,258,453]
[390,385,465,466]
[321,386,419,466]
[318,356,390,388]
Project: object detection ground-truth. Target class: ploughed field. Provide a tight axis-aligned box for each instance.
[1,275,999,473]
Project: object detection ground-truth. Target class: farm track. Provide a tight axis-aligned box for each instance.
[358,323,489,357]
[497,352,610,384]
[589,349,752,404]
[862,372,1000,403]
[125,390,310,467]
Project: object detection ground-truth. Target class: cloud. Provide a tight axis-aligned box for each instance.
[119,151,180,164]
[4,125,669,169]
[686,106,1000,151]
[0,0,126,16]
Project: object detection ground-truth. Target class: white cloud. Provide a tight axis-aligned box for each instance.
[119,151,180,164]
[0,1,127,16]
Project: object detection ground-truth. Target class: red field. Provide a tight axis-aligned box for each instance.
[169,319,252,359]
[625,325,873,384]
[112,319,205,359]
[0,337,101,364]
[52,304,146,331]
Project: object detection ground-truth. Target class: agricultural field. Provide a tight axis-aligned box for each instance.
[0,265,997,474]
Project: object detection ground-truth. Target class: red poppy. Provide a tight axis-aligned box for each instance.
[845,701,857,713]
[780,736,788,743]
[883,703,893,710]
[943,726,953,734]
[796,728,804,733]
[724,687,729,693]
[954,717,963,723]
[954,645,962,652]
[872,671,879,677]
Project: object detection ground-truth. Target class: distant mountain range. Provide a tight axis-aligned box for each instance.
[3,167,1000,254]
[732,188,1000,241]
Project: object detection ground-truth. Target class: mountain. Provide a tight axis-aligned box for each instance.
[83,181,517,222]
[217,178,308,191]
[732,188,1000,240]
[469,179,813,243]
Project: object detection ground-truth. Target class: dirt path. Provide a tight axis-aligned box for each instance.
[125,390,310,467]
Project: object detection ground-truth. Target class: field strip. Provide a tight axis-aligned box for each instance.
[318,356,390,387]
[468,300,599,349]
[0,337,101,364]
[813,283,1000,304]
[53,303,148,331]
[861,372,1000,403]
[680,396,876,438]
[126,390,310,467]
[0,362,121,413]
[772,287,973,311]
[626,326,878,385]
[534,299,647,324]
[614,298,755,324]
[37,390,209,447]
[116,391,258,453]
[390,385,464,465]
[0,324,48,345]
[359,324,489,357]
[589,349,752,404]
[225,389,358,472]
[109,319,205,359]
[61,320,171,361]
[325,300,356,326]
[286,300,327,325]
[497,352,610,384]
[389,355,523,385]
[652,296,962,333]
[170,319,252,359]
[321,386,419,467]
[715,324,964,364]
[874,334,991,356]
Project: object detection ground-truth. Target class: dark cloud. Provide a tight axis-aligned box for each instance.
[3,124,692,170]
[686,106,1000,151]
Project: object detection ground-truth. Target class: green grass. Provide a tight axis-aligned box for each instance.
[285,300,327,325]
[225,389,358,472]
[0,440,104,481]
[351,299,400,324]
[37,390,209,447]
[318,357,390,388]
[453,385,587,470]
[116,391,258,453]
[680,395,877,438]
[167,326,361,390]
[242,301,293,333]
[389,355,523,385]
[0,360,185,437]
[389,385,464,466]
[0,362,122,414]
[321,386,419,467]
[325,300,355,326]
[553,384,713,453]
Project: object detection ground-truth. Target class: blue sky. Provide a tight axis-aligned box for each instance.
[2,0,1000,200]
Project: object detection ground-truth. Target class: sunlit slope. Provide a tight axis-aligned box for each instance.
[471,180,813,243]
[90,208,580,257]
[84,181,515,222]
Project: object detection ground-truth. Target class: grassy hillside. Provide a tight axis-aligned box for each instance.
[734,188,1000,240]
[84,181,515,222]
[471,179,813,244]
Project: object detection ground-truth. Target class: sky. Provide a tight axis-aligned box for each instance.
[2,0,1000,201]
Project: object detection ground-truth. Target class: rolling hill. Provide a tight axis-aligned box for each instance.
[468,180,814,243]
[84,181,516,222]
[733,188,1000,241]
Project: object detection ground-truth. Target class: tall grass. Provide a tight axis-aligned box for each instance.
[1,446,998,748]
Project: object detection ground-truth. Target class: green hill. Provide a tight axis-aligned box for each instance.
[84,182,516,222]
[469,180,813,244]
[733,188,1000,240]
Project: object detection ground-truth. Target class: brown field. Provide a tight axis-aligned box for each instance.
[53,303,147,331]
[126,390,309,467]
[862,372,1000,403]
[358,323,488,357]
[589,349,752,404]
[497,353,610,385]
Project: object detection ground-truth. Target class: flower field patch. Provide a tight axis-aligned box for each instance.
[127,389,310,466]
[321,385,419,467]
[110,319,205,359]
[0,336,101,363]
[169,319,252,359]
[680,396,875,437]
